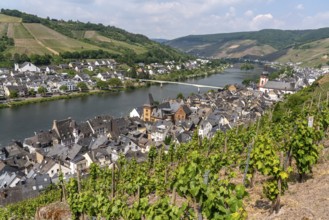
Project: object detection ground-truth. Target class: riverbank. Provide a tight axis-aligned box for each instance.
[0,65,228,109]
[0,90,117,109]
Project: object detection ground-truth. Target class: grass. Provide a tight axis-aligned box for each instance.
[72,30,86,38]
[0,14,22,23]
[277,38,329,67]
[23,23,101,53]
[84,30,147,54]
[9,39,50,55]
[13,23,33,39]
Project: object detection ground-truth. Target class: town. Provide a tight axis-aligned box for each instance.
[0,58,216,102]
[0,58,327,205]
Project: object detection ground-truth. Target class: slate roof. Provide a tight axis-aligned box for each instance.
[53,118,76,141]
[144,93,155,107]
[264,81,296,91]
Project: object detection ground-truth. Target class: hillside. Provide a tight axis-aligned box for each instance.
[0,9,188,63]
[166,28,329,66]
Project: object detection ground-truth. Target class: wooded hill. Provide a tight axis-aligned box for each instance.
[165,28,329,66]
[0,9,189,64]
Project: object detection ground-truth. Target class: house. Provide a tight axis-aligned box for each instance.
[24,173,52,191]
[0,171,24,189]
[258,74,296,94]
[96,72,112,81]
[150,120,173,142]
[87,115,113,136]
[3,85,28,97]
[129,106,143,118]
[52,118,78,145]
[34,158,71,178]
[198,120,213,139]
[23,130,58,153]
[74,73,91,82]
[174,105,192,122]
[14,62,40,72]
[176,131,192,144]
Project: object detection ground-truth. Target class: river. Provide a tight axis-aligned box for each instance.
[0,67,263,146]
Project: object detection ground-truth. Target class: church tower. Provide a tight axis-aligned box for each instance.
[258,72,269,89]
[143,93,155,122]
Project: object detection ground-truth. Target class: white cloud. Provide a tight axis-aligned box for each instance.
[2,0,326,39]
[296,4,304,10]
[250,13,284,30]
[302,11,329,29]
[244,10,254,17]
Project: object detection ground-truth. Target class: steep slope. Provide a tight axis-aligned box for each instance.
[166,28,329,65]
[0,9,188,62]
[276,38,329,66]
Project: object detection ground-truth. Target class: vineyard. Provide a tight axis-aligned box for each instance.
[0,77,329,219]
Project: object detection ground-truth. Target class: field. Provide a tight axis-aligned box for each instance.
[23,23,101,53]
[277,38,329,67]
[210,40,276,58]
[84,30,147,54]
[5,23,50,55]
[13,23,33,39]
[9,39,50,54]
[0,14,21,23]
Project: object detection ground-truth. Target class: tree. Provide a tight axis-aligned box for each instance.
[124,80,135,89]
[59,85,68,92]
[76,82,88,91]
[176,92,184,100]
[9,90,18,98]
[37,86,47,95]
[28,88,36,96]
[96,80,108,90]
[108,78,123,88]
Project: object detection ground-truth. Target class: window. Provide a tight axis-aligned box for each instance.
[32,186,37,190]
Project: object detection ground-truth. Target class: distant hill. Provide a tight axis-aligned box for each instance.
[165,28,329,66]
[152,39,169,43]
[0,9,188,63]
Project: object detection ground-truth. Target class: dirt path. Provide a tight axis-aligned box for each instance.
[247,148,329,220]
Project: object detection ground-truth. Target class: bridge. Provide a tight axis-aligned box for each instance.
[138,79,223,91]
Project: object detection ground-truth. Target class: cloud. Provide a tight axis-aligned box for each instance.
[251,13,273,26]
[244,10,254,17]
[250,13,283,30]
[296,4,304,10]
[302,11,329,29]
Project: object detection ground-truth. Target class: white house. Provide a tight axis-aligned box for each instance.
[198,120,213,139]
[14,62,40,72]
[129,107,143,118]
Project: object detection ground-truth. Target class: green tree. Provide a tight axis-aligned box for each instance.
[37,86,47,95]
[28,88,36,96]
[176,92,184,100]
[9,90,18,98]
[96,80,108,90]
[59,85,68,92]
[124,80,135,89]
[76,82,88,91]
[108,78,123,88]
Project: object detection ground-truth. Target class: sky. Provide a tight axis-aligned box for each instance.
[2,0,329,39]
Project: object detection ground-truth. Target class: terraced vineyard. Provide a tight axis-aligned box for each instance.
[23,23,101,54]
[84,30,147,54]
[0,9,188,63]
[277,38,329,66]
